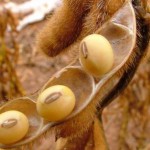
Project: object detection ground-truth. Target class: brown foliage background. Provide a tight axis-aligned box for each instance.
[0,0,150,149]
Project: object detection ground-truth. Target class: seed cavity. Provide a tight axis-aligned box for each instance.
[44,92,62,104]
[81,42,88,59]
[1,119,17,128]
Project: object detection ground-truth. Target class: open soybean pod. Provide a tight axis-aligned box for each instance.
[0,0,149,149]
[39,1,138,138]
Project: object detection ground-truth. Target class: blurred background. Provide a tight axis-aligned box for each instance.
[0,0,150,149]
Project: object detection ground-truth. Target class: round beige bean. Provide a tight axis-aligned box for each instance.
[79,34,114,77]
[37,85,76,121]
[0,110,29,144]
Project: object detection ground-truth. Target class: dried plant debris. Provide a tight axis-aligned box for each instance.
[0,7,24,101]
[3,0,61,31]
[116,59,150,149]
